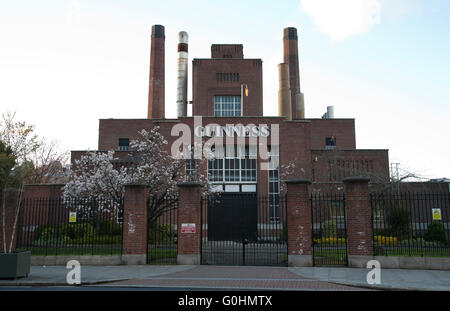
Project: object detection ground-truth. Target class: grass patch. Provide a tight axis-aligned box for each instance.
[147,248,177,264]
[16,246,122,256]
[313,248,348,266]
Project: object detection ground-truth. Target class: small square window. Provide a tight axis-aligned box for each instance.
[119,138,129,151]
[325,137,336,150]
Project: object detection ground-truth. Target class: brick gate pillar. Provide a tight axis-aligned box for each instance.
[343,177,374,268]
[285,178,313,267]
[177,182,203,265]
[122,184,148,265]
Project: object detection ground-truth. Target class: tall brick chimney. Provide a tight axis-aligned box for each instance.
[148,25,165,119]
[283,27,305,119]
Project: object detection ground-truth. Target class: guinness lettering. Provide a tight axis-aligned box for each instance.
[194,125,270,138]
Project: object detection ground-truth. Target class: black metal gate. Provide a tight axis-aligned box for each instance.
[147,199,178,264]
[311,192,348,266]
[201,193,287,266]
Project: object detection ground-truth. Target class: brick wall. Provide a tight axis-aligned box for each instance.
[311,149,390,183]
[309,119,356,150]
[344,177,373,257]
[177,182,202,264]
[286,179,312,263]
[192,58,263,117]
[122,185,148,264]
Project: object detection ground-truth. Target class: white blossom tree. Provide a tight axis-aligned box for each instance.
[63,150,131,206]
[63,127,210,223]
[130,127,185,221]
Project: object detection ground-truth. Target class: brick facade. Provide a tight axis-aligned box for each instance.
[122,184,148,265]
[192,58,263,117]
[286,179,313,266]
[311,149,390,183]
[176,182,203,265]
[343,177,374,263]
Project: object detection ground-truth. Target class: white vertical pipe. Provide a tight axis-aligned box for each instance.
[177,31,189,117]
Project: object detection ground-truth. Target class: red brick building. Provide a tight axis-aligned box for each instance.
[72,25,391,200]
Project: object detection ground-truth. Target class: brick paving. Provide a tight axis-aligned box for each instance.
[104,266,370,291]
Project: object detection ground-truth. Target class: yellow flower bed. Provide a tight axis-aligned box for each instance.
[374,235,398,245]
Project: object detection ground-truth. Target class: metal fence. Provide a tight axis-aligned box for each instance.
[310,192,348,266]
[371,192,450,257]
[147,199,178,264]
[201,194,287,266]
[16,197,123,256]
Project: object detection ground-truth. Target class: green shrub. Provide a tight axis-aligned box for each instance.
[59,223,76,239]
[38,227,55,241]
[322,220,337,237]
[59,223,95,239]
[71,235,121,245]
[149,223,175,244]
[387,206,411,239]
[34,225,54,241]
[425,222,447,244]
[35,235,71,246]
[397,237,441,247]
[97,220,122,236]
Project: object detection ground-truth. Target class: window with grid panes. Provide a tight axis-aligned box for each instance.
[207,145,256,183]
[214,95,241,117]
[268,145,280,221]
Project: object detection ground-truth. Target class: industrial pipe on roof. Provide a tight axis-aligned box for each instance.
[176,31,189,118]
[148,25,165,119]
[278,63,292,120]
[327,106,334,119]
[283,27,305,119]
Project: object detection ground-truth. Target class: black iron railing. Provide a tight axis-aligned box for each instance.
[147,199,178,264]
[370,192,450,257]
[310,192,348,266]
[16,197,123,256]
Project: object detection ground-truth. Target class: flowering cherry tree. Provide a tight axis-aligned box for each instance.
[63,127,209,223]
[130,127,185,221]
[62,150,131,205]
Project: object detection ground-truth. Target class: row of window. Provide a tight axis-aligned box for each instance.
[331,159,374,171]
[326,159,375,181]
[216,72,239,82]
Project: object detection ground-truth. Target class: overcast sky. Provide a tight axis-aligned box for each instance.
[0,0,449,179]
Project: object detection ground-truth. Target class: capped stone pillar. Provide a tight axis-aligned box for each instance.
[122,184,148,265]
[343,177,374,268]
[285,178,313,266]
[177,182,203,265]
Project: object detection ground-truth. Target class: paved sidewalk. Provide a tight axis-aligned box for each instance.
[0,265,193,286]
[1,265,449,290]
[101,265,364,291]
[289,267,450,291]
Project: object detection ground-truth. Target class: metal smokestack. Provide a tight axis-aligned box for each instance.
[321,106,335,119]
[296,93,305,119]
[283,27,305,119]
[148,25,165,119]
[176,31,189,118]
[327,106,334,119]
[278,63,292,120]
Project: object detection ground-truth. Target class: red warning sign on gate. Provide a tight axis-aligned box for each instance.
[181,223,196,233]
